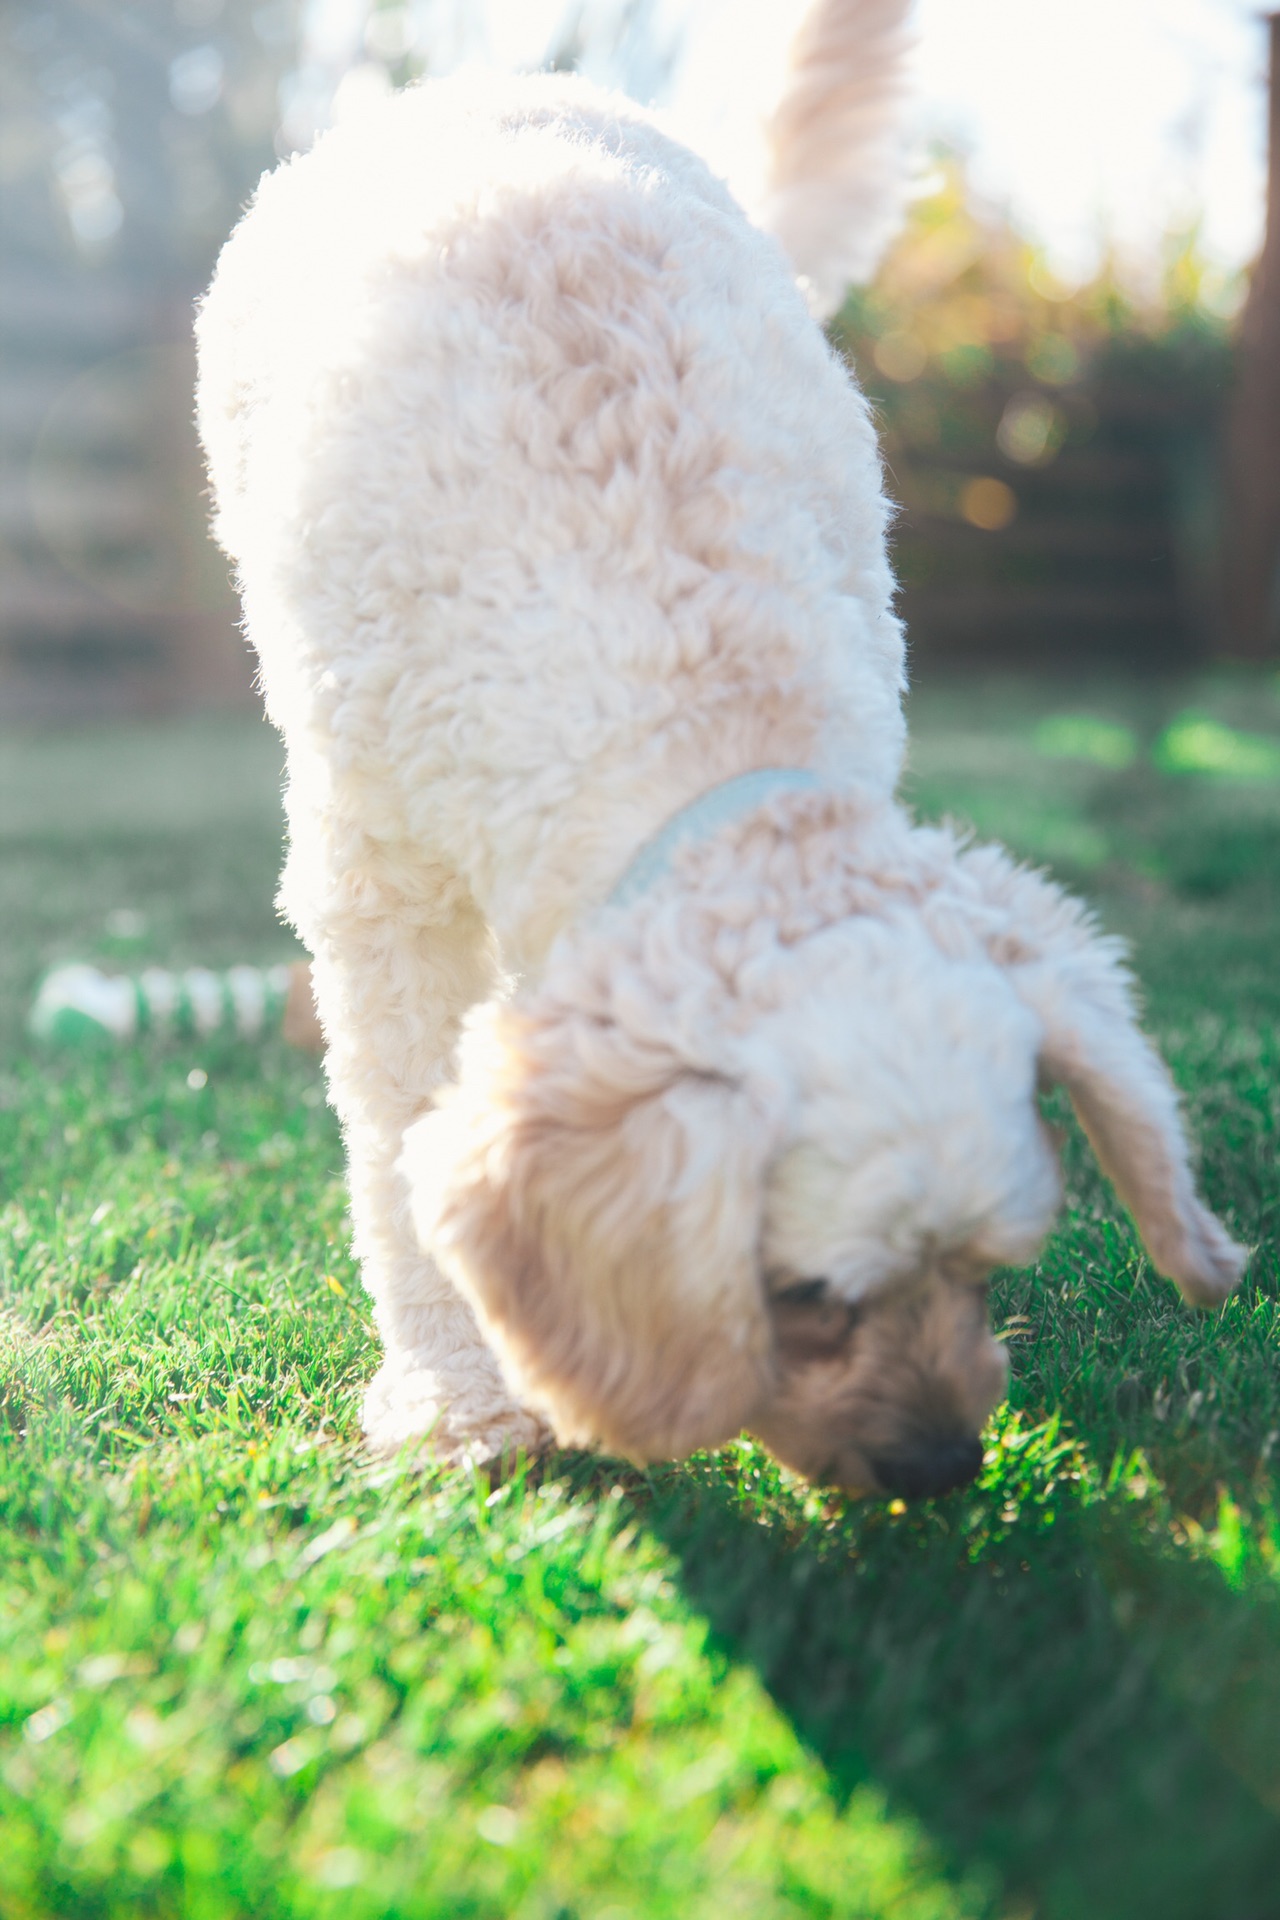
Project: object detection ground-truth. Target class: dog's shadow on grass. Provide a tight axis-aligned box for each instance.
[617,1444,1280,1920]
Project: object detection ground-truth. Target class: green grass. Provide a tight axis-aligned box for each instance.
[3,677,1280,1919]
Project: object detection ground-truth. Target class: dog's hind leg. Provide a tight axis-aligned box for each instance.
[291,834,552,1468]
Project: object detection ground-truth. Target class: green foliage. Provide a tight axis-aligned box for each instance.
[834,156,1238,409]
[830,162,1240,666]
[4,685,1280,1916]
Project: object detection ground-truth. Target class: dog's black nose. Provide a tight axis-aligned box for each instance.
[871,1435,985,1500]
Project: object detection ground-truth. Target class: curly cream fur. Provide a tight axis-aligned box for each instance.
[196,38,1244,1488]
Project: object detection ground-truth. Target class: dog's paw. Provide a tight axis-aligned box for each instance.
[362,1357,552,1470]
[1163,1201,1249,1309]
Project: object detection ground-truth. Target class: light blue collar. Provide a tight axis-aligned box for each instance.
[607,768,823,909]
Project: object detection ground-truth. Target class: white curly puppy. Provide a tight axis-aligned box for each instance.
[196,0,1245,1498]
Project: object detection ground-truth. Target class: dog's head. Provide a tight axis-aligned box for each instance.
[743,926,1052,1494]
[404,836,1245,1494]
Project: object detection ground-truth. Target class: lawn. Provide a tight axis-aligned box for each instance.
[2,675,1280,1920]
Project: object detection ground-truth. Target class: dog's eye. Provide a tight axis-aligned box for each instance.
[940,1258,992,1300]
[769,1277,863,1362]
[771,1276,831,1307]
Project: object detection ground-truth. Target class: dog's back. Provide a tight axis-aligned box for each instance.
[197,69,905,942]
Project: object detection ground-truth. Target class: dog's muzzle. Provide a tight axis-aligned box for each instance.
[870,1433,985,1500]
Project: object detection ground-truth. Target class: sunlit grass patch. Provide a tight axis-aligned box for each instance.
[1153,714,1280,781]
[0,1428,995,1920]
[3,682,1280,1918]
[1033,714,1138,770]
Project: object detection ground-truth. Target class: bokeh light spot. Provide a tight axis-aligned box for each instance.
[873,331,928,382]
[960,476,1017,531]
[997,392,1064,467]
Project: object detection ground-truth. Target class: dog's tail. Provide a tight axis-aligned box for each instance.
[755,0,915,320]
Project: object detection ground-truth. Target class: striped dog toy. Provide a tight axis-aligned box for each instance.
[29,961,322,1050]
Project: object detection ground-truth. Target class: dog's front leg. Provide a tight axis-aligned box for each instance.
[295,842,551,1469]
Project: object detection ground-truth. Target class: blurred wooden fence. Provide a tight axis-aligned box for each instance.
[0,263,250,721]
[0,251,1248,722]
[876,358,1226,670]
[1225,12,1280,658]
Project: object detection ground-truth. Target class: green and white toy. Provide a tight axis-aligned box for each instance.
[29,962,295,1047]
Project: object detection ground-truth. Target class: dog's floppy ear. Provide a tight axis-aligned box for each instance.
[958,845,1247,1307]
[401,997,779,1462]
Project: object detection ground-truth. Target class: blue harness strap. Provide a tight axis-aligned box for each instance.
[606,767,823,910]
